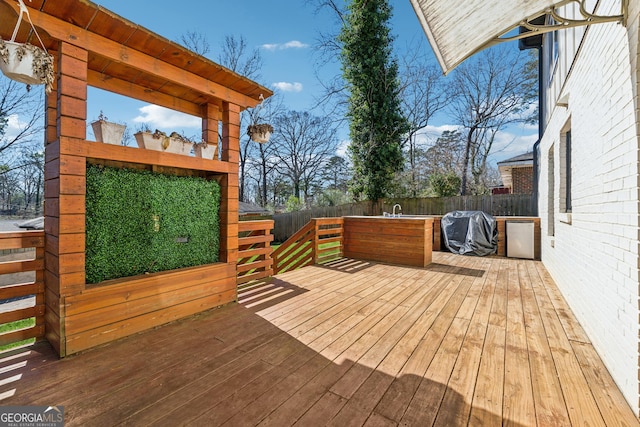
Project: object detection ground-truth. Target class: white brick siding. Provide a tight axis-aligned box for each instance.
[537,0,640,415]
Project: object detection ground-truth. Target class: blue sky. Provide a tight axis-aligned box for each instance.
[90,1,427,110]
[84,1,536,164]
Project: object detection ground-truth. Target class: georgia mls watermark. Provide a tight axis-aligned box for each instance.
[0,406,64,427]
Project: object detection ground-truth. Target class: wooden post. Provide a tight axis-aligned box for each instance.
[220,103,240,271]
[312,219,319,264]
[44,41,88,356]
[202,103,220,159]
[496,218,506,257]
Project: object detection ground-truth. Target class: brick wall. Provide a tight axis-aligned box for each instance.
[537,0,640,415]
[511,166,533,194]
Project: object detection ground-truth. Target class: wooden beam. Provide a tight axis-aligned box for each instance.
[87,70,212,118]
[58,137,234,174]
[3,1,261,109]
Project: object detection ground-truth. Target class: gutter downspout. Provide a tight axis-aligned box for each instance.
[532,45,543,217]
[519,18,544,217]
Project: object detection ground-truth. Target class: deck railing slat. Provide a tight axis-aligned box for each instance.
[237,220,274,285]
[0,230,45,351]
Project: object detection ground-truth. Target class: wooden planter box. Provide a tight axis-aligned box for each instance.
[63,262,236,355]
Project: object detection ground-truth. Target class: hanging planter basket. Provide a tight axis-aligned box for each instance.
[0,1,54,93]
[247,123,274,143]
[0,40,54,92]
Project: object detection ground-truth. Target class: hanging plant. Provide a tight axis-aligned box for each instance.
[0,39,54,93]
[0,0,55,93]
[0,41,7,64]
[247,123,274,143]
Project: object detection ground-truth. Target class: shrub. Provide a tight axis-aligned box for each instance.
[429,172,462,197]
[285,196,304,212]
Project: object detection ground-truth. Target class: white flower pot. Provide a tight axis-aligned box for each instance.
[135,132,193,154]
[194,143,218,159]
[250,131,271,143]
[134,132,164,151]
[164,137,193,155]
[92,120,126,145]
[247,124,273,143]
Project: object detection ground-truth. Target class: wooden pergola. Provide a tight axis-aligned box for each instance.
[0,0,272,356]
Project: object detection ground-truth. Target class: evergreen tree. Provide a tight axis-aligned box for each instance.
[339,0,409,201]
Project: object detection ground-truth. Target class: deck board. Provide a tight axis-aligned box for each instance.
[0,252,637,426]
[520,261,572,426]
[503,258,536,425]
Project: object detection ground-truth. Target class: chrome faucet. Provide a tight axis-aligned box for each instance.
[392,204,402,217]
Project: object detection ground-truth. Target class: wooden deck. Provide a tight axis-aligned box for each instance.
[1,252,638,426]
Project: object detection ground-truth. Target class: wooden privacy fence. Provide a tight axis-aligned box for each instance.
[273,194,534,242]
[0,231,45,350]
[271,203,371,242]
[378,194,535,217]
[237,220,274,285]
[272,218,344,275]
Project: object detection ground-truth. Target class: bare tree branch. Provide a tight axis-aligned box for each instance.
[270,110,339,202]
[0,80,44,157]
[213,33,268,202]
[179,31,211,56]
[449,45,537,195]
[218,35,263,81]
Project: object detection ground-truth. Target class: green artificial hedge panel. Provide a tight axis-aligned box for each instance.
[86,164,221,284]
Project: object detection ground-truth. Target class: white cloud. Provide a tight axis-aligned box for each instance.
[336,138,350,157]
[490,131,538,164]
[422,124,460,139]
[408,124,461,148]
[272,82,303,92]
[509,102,538,123]
[323,122,537,166]
[408,122,537,165]
[133,105,200,129]
[283,40,308,49]
[2,114,27,142]
[0,114,41,161]
[6,114,25,132]
[261,40,309,51]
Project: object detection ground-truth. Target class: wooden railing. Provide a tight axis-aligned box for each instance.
[237,220,274,285]
[272,218,343,275]
[0,231,45,350]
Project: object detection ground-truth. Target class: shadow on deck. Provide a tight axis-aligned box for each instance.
[0,253,637,426]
